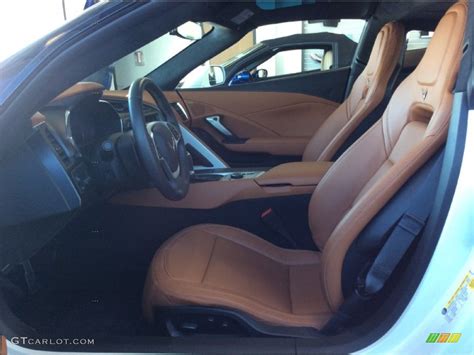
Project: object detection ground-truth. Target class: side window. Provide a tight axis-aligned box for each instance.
[406,30,433,50]
[179,19,365,89]
[256,48,329,79]
[404,30,433,71]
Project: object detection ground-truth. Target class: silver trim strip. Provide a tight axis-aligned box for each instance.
[179,123,228,170]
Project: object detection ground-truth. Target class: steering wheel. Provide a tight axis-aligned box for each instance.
[128,77,190,200]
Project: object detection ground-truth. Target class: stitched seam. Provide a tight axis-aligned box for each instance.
[160,225,319,284]
[288,266,293,314]
[200,225,307,264]
[200,235,217,284]
[245,101,338,117]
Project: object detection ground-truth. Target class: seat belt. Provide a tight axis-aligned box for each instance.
[322,153,444,334]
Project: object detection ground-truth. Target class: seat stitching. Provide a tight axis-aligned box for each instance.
[200,235,217,284]
[159,226,319,284]
[162,229,196,279]
[203,227,320,266]
[200,225,291,263]
[287,266,293,314]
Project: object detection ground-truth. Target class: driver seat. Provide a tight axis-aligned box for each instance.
[143,2,467,329]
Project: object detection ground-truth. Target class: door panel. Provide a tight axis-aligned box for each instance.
[178,67,349,166]
[181,90,338,156]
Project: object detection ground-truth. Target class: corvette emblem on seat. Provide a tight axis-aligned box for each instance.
[422,88,428,101]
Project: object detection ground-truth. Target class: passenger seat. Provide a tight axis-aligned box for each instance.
[303,22,405,161]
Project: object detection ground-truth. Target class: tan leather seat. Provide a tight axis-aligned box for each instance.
[303,22,405,162]
[143,2,467,328]
[143,224,333,327]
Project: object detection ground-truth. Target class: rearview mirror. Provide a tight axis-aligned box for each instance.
[171,22,203,41]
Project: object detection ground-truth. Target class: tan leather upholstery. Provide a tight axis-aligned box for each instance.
[50,82,104,105]
[143,2,467,328]
[303,22,405,161]
[143,224,333,327]
[180,90,339,155]
[312,1,467,310]
[256,161,333,187]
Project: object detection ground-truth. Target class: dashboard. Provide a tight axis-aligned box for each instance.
[0,85,167,228]
[0,81,226,231]
[0,82,227,269]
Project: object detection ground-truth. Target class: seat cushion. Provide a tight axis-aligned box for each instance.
[143,224,333,328]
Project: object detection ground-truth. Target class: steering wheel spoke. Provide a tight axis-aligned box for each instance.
[128,78,190,200]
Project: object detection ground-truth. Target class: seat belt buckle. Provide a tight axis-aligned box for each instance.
[261,208,273,219]
[260,208,297,248]
[260,208,285,234]
[354,261,375,298]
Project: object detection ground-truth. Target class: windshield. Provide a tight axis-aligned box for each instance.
[85,21,211,90]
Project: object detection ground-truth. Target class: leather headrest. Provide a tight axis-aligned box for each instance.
[365,22,404,77]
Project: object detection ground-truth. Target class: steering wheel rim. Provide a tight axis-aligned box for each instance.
[128,77,190,200]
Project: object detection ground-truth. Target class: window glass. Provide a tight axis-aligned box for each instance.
[406,30,433,51]
[180,19,365,88]
[256,48,327,77]
[85,22,212,90]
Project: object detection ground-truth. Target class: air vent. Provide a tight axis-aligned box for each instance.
[43,126,71,167]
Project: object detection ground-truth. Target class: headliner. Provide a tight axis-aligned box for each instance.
[192,0,455,33]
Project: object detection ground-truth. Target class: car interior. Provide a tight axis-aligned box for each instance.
[0,0,470,352]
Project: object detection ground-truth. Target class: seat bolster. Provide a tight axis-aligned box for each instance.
[143,224,333,328]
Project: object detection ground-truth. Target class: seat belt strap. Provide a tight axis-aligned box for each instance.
[362,153,443,295]
[322,152,444,334]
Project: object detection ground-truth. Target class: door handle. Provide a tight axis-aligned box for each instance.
[205,115,234,137]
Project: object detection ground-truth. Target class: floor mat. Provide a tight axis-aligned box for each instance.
[14,269,152,337]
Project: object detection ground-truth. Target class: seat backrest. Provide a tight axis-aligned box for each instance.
[308,1,467,311]
[302,22,405,162]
